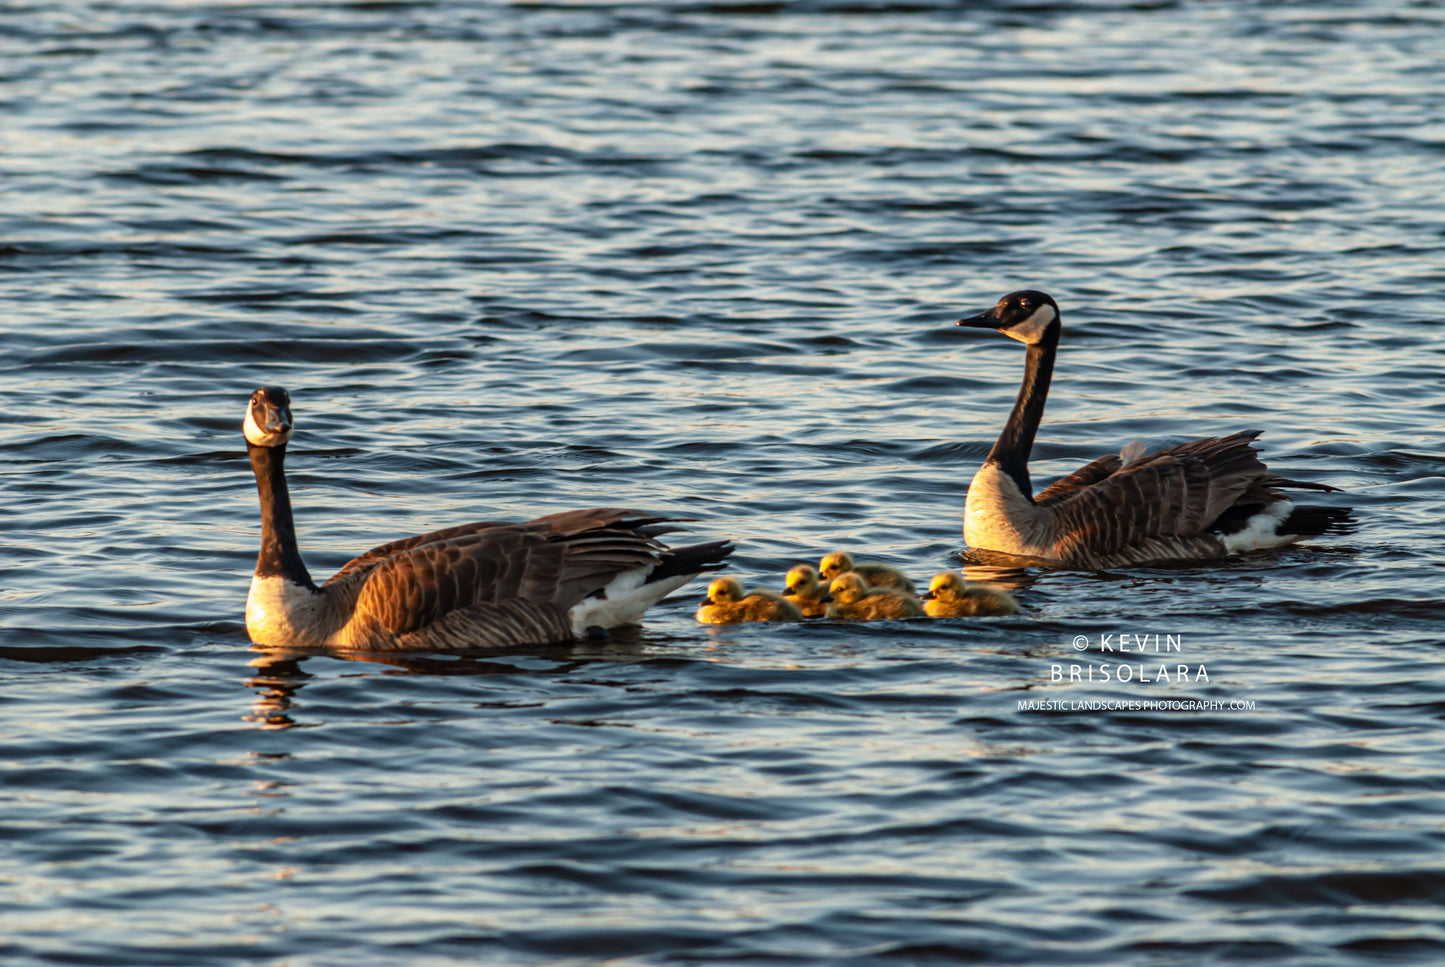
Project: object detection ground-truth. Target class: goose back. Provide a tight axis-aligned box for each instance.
[1044,431,1308,568]
[333,510,675,649]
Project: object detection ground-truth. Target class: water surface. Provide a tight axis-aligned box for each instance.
[3,1,1444,963]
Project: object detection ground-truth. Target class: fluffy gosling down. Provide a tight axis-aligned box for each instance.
[818,551,914,594]
[781,564,828,618]
[920,572,1022,618]
[696,577,805,624]
[824,572,925,621]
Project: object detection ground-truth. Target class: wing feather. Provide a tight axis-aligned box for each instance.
[1035,453,1124,507]
[1049,432,1267,561]
[332,509,678,638]
[327,520,513,585]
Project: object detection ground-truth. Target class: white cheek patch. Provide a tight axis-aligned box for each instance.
[1002,304,1057,345]
[244,406,293,447]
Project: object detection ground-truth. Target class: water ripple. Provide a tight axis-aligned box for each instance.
[3,0,1444,963]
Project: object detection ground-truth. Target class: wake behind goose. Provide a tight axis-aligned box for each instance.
[242,386,733,651]
[953,291,1353,569]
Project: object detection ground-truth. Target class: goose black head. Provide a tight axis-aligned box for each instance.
[244,386,294,448]
[957,290,1060,346]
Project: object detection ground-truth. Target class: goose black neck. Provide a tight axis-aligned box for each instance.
[988,326,1059,500]
[249,443,316,590]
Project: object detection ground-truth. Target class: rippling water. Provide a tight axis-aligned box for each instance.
[4,1,1444,963]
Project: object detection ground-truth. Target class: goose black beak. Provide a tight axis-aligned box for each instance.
[253,403,293,434]
[701,596,715,606]
[956,308,1001,329]
[783,586,799,596]
[819,594,833,604]
[920,590,936,600]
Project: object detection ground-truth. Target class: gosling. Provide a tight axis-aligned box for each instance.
[818,551,915,594]
[824,572,925,621]
[781,564,828,618]
[696,577,805,624]
[920,572,1022,618]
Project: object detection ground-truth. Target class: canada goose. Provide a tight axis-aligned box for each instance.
[954,291,1353,568]
[242,386,733,651]
[817,552,915,594]
[920,572,1022,618]
[781,564,828,618]
[696,577,805,624]
[824,572,925,621]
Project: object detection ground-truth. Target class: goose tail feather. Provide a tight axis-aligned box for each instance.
[1280,504,1357,538]
[646,539,735,584]
[1260,473,1343,494]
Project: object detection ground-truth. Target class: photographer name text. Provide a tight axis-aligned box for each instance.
[1056,633,1207,683]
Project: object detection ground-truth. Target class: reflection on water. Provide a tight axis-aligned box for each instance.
[959,555,1056,589]
[244,654,312,730]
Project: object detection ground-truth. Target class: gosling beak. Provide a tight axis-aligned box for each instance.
[784,586,799,596]
[956,307,1002,330]
[920,590,936,600]
[819,594,833,604]
[701,595,715,606]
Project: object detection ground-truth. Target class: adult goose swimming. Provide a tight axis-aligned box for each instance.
[954,291,1353,569]
[242,386,733,651]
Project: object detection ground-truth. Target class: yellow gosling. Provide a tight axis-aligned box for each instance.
[818,551,914,594]
[824,572,925,621]
[696,577,805,625]
[920,572,1022,618]
[781,564,828,618]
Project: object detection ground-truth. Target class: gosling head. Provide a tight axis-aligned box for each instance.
[956,290,1060,346]
[784,564,820,596]
[244,386,294,448]
[818,551,855,582]
[703,576,745,607]
[826,572,869,606]
[921,571,967,602]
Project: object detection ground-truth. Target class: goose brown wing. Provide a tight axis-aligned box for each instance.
[327,521,513,585]
[1035,453,1124,506]
[343,509,675,637]
[325,508,678,586]
[1048,431,1267,558]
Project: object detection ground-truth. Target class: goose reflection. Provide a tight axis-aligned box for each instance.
[243,637,656,729]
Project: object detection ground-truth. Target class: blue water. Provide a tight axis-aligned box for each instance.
[4,1,1445,963]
